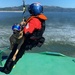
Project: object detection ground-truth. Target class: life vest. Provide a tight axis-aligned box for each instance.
[25,14,47,39]
[26,13,47,23]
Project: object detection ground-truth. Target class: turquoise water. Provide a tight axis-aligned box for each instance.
[0,12,75,57]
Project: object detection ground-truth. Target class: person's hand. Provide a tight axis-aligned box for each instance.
[20,19,26,26]
[12,55,16,61]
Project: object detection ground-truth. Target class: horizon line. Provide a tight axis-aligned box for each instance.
[0,5,75,9]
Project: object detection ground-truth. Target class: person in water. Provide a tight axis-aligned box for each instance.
[9,24,24,50]
[0,2,47,74]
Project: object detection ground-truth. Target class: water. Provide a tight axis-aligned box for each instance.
[44,12,75,44]
[0,11,75,57]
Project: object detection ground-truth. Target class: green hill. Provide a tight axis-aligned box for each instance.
[0,5,75,12]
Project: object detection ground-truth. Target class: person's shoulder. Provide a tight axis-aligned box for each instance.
[30,17,41,23]
[31,17,39,20]
[37,14,47,20]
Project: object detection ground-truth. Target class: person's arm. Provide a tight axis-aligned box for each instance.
[12,37,25,61]
[12,49,19,61]
[9,35,15,50]
[18,30,23,39]
[9,36,13,50]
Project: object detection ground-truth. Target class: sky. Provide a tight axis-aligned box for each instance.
[0,0,75,8]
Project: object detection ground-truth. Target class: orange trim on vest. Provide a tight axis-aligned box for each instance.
[36,14,47,20]
[26,14,47,23]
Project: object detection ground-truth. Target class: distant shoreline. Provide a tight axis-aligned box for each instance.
[0,11,23,12]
